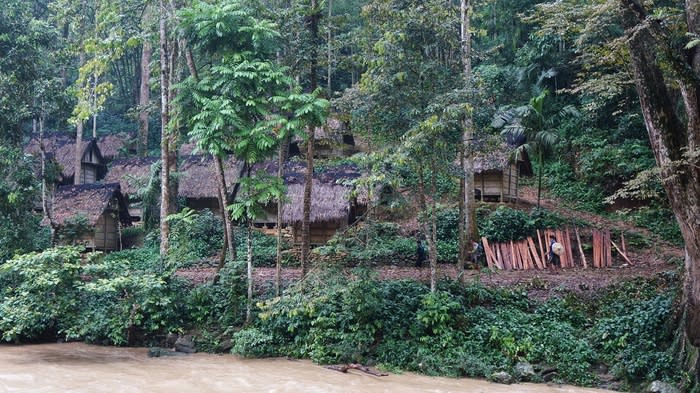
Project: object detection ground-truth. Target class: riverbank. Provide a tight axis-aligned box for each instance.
[0,342,614,393]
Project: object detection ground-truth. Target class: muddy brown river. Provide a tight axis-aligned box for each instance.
[0,343,612,392]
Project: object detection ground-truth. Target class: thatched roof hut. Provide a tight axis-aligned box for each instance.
[178,155,245,212]
[251,159,367,244]
[25,134,106,184]
[104,157,158,196]
[49,183,131,251]
[98,133,136,161]
[471,140,531,202]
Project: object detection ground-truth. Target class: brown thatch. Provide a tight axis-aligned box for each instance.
[473,145,512,173]
[25,134,104,181]
[50,183,130,226]
[251,158,367,223]
[178,155,244,199]
[98,133,135,161]
[104,157,159,195]
[281,180,354,223]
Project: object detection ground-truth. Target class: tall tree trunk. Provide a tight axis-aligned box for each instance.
[327,0,332,93]
[276,135,290,296]
[159,0,171,257]
[460,0,477,279]
[301,0,321,278]
[214,155,236,270]
[92,73,98,138]
[246,220,254,324]
[75,52,85,185]
[138,41,152,156]
[458,149,466,273]
[416,161,436,292]
[620,0,700,345]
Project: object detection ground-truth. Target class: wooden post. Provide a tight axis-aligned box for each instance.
[528,237,543,269]
[592,230,600,268]
[604,229,612,267]
[510,240,517,270]
[575,227,587,268]
[565,228,574,268]
[621,231,627,255]
[611,240,634,265]
[537,229,545,266]
[493,243,505,270]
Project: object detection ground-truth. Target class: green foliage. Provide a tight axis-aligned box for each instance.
[55,214,92,245]
[543,161,606,212]
[620,206,682,245]
[0,146,46,262]
[314,222,414,265]
[232,228,293,267]
[70,259,189,345]
[186,261,247,332]
[232,272,680,386]
[0,247,83,342]
[0,247,189,345]
[478,206,532,242]
[168,208,224,266]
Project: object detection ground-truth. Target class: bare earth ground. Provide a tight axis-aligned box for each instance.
[176,186,684,300]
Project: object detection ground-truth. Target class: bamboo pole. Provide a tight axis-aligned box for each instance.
[611,239,633,265]
[510,240,517,270]
[565,228,574,268]
[621,231,627,255]
[575,227,587,268]
[496,244,503,270]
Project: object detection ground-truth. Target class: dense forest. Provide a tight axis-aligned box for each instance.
[1,0,699,391]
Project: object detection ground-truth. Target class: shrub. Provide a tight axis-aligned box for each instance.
[314,222,415,265]
[0,247,83,342]
[168,208,224,266]
[478,206,533,242]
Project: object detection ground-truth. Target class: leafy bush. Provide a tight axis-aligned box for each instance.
[168,208,224,266]
[478,206,533,242]
[314,222,415,265]
[0,247,83,342]
[232,228,294,267]
[0,246,190,345]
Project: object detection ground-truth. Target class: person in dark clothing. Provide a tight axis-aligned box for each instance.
[548,235,561,272]
[416,238,426,268]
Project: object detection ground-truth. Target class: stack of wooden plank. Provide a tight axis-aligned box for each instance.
[592,229,612,268]
[480,227,630,271]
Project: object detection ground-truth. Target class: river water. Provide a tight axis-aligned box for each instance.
[0,343,612,393]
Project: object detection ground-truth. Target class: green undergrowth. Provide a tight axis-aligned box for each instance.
[232,268,683,389]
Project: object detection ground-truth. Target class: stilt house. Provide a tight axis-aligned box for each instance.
[473,142,532,202]
[252,160,367,245]
[25,134,107,185]
[103,156,159,222]
[178,155,245,213]
[49,183,132,251]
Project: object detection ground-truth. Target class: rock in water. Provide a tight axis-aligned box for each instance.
[175,335,196,353]
[647,381,680,393]
[489,371,514,385]
[514,362,535,381]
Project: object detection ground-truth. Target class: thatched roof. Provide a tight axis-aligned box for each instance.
[252,159,367,223]
[98,133,135,161]
[292,117,349,144]
[473,145,512,173]
[178,155,244,199]
[50,183,129,227]
[25,134,103,180]
[104,157,159,195]
[280,180,355,222]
